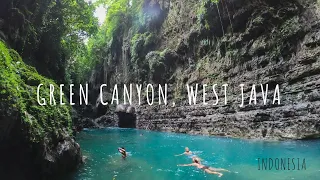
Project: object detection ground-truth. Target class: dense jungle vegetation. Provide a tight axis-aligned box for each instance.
[0,0,156,178]
[0,0,166,85]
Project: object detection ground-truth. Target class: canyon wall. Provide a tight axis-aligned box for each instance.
[89,0,320,140]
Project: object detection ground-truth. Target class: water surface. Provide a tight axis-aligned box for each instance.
[70,128,320,180]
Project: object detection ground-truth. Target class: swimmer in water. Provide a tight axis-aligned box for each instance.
[82,155,88,163]
[175,147,192,156]
[118,147,127,159]
[177,157,229,177]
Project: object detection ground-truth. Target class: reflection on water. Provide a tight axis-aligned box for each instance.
[67,128,320,180]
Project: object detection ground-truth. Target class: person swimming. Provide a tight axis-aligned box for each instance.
[177,157,229,177]
[118,147,127,159]
[175,147,193,156]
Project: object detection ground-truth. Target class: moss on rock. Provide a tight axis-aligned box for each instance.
[0,41,72,144]
[131,32,156,59]
[147,51,166,82]
[130,32,157,82]
[146,48,178,83]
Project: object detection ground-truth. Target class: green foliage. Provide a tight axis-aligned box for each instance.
[66,42,95,84]
[197,0,219,28]
[92,0,144,42]
[131,32,156,58]
[0,42,72,144]
[67,0,146,83]
[1,0,98,83]
[60,0,99,84]
[268,16,301,60]
[197,1,208,28]
[148,51,165,73]
[197,2,207,17]
[102,0,130,38]
[146,49,171,83]
[130,32,157,82]
[62,0,98,36]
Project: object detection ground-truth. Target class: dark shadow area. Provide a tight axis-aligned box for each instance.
[117,112,137,128]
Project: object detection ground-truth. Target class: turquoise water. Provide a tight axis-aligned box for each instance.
[69,128,320,180]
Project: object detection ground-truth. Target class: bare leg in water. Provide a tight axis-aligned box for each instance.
[209,167,230,172]
[204,169,223,177]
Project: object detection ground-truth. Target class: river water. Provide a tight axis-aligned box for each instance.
[68,128,320,180]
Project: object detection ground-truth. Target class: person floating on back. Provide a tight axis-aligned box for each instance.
[175,147,192,156]
[118,147,127,159]
[177,157,229,177]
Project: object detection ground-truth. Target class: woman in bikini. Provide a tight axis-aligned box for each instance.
[177,157,229,177]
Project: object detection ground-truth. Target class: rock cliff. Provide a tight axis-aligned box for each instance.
[88,0,320,140]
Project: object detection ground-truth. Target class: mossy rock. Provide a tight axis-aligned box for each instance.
[146,49,179,83]
[131,32,156,59]
[0,41,72,145]
[147,51,166,81]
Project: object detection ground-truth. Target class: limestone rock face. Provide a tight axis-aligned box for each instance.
[133,0,320,140]
[41,132,83,176]
[95,91,112,117]
[89,0,320,140]
[116,104,136,114]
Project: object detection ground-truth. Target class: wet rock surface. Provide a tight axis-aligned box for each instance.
[134,0,320,140]
[0,127,82,180]
[86,0,320,140]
